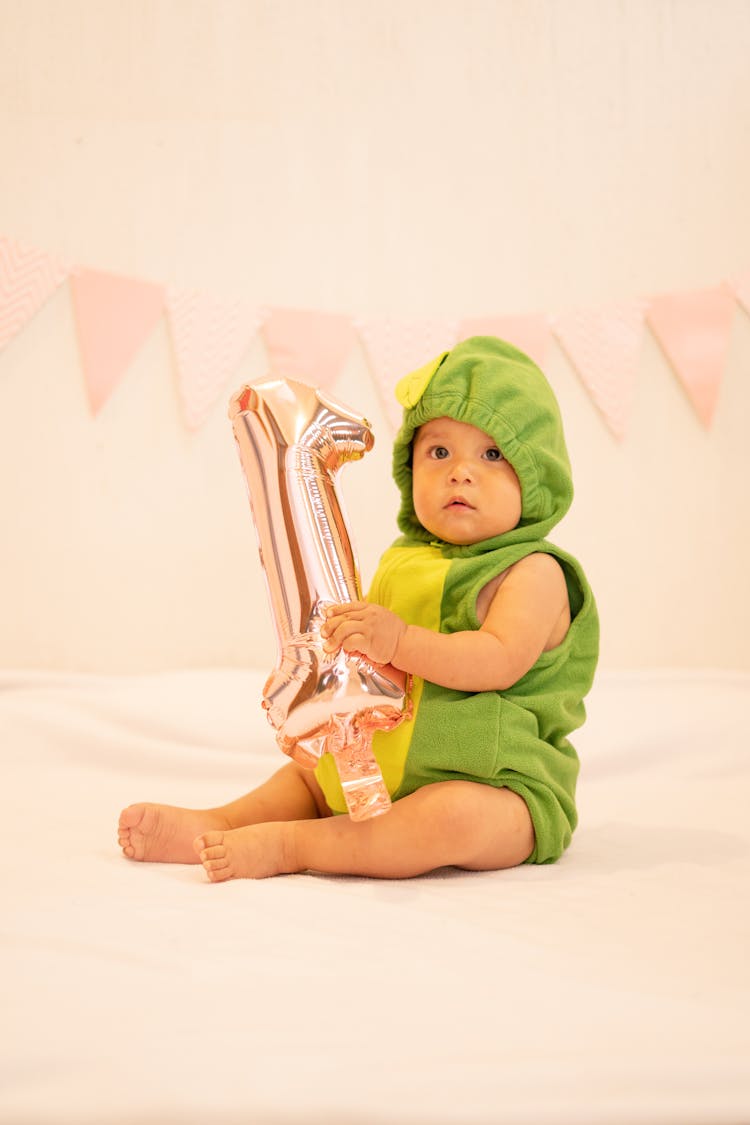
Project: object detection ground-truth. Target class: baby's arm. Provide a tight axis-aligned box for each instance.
[322,553,569,693]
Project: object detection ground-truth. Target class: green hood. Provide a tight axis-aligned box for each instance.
[392,336,574,556]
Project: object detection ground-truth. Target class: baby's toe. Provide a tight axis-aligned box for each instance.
[201,851,232,882]
[119,804,145,830]
[202,854,229,871]
[117,824,135,856]
[205,865,231,883]
[194,830,224,853]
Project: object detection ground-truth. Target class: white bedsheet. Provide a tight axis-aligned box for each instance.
[1,668,749,1125]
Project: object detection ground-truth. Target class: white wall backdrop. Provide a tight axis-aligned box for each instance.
[1,0,749,672]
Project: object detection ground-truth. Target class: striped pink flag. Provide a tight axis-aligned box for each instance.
[457,314,550,370]
[167,288,264,429]
[552,300,648,441]
[70,268,165,414]
[356,316,459,429]
[647,287,736,428]
[262,308,356,390]
[0,236,69,352]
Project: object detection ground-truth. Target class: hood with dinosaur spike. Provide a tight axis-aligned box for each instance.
[392,336,573,556]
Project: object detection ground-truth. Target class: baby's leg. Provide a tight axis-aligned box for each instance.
[196,781,534,881]
[118,762,326,864]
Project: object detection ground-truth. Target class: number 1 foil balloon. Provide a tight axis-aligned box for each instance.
[228,377,409,821]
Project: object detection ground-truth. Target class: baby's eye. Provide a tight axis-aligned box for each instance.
[484,447,504,462]
[430,445,450,460]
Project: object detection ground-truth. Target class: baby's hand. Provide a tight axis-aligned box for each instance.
[321,601,407,666]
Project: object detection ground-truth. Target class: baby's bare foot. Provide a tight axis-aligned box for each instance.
[118,803,231,864]
[194,823,295,882]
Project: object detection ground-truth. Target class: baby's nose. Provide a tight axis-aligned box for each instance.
[449,460,474,482]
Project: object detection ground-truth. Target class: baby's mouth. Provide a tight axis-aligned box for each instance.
[445,497,474,510]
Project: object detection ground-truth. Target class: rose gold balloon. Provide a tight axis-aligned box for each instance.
[228,377,408,820]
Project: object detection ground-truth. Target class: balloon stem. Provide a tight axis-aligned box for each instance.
[330,714,392,821]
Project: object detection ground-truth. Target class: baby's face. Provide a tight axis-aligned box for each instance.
[411,417,522,545]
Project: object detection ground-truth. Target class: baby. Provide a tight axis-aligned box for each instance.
[119,336,599,881]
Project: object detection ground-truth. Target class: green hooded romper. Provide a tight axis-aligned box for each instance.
[315,336,600,863]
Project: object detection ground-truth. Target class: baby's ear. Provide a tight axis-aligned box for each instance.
[395,351,450,409]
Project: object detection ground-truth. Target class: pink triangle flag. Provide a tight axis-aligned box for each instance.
[0,235,69,352]
[646,287,735,428]
[70,267,165,415]
[552,300,648,441]
[262,307,356,390]
[457,314,550,370]
[167,287,265,429]
[356,316,459,429]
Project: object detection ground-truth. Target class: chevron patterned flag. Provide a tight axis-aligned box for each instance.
[167,287,265,429]
[0,236,69,352]
[552,300,648,441]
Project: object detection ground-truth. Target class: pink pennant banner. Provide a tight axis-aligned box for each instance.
[0,236,69,352]
[457,314,550,370]
[552,300,648,441]
[646,287,736,428]
[70,268,165,415]
[3,230,746,440]
[167,287,264,429]
[262,307,356,390]
[356,316,459,429]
